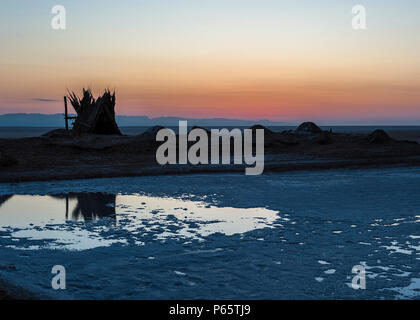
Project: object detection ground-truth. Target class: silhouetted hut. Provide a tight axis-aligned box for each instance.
[67,89,121,135]
[0,195,12,208]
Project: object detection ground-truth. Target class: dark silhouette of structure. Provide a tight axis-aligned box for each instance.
[296,122,323,134]
[69,193,117,221]
[67,89,121,135]
[52,193,117,221]
[0,195,12,208]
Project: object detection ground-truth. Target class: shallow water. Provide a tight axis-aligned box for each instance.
[0,167,419,299]
[0,194,279,250]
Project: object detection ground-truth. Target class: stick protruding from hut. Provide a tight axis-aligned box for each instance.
[64,96,69,131]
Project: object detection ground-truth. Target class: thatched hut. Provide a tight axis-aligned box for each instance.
[68,89,121,135]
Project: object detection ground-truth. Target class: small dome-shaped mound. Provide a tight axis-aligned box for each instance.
[42,129,72,139]
[296,122,322,134]
[366,129,392,144]
[249,124,274,134]
[139,126,166,139]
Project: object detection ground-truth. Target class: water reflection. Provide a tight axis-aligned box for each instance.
[0,195,12,208]
[0,193,123,250]
[0,193,116,225]
[52,193,116,221]
[0,192,280,250]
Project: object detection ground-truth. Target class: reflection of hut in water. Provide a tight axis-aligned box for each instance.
[53,193,117,221]
[0,195,12,208]
[71,193,116,221]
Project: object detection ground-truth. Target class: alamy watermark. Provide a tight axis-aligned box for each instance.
[48,263,368,292]
[51,265,66,290]
[352,5,367,30]
[156,121,265,175]
[51,4,366,31]
[351,265,366,290]
[51,5,66,30]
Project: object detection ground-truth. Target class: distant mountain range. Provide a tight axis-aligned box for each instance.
[0,113,293,127]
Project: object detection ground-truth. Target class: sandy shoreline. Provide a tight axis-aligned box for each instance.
[2,125,420,141]
[1,155,420,184]
[2,124,420,183]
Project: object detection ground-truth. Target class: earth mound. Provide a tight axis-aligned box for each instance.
[42,129,73,139]
[250,124,272,131]
[366,129,393,144]
[249,125,276,136]
[138,126,166,140]
[296,122,323,134]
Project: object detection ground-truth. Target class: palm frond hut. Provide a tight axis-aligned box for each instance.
[67,89,121,135]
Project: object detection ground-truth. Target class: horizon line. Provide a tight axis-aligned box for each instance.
[1,112,420,127]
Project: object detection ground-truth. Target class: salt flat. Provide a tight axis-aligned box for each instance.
[0,167,419,299]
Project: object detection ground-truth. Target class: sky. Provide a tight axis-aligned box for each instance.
[0,0,419,124]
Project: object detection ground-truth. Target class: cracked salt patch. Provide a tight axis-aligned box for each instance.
[359,262,415,287]
[115,195,279,240]
[7,229,124,251]
[382,241,413,256]
[324,269,336,275]
[389,278,420,299]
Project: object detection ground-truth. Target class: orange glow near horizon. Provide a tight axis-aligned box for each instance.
[1,1,420,124]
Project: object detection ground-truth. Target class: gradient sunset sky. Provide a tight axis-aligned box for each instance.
[1,0,419,124]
